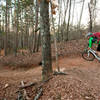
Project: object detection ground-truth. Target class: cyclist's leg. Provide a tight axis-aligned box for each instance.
[96,44,100,56]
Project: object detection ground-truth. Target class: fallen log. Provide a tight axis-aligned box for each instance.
[17,90,23,100]
[34,76,53,100]
[34,88,43,100]
[19,82,37,89]
[21,81,30,100]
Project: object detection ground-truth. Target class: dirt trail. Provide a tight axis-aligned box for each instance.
[0,56,100,99]
[0,56,98,83]
[0,56,100,85]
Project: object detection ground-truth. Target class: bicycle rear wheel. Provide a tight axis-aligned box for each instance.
[82,51,95,61]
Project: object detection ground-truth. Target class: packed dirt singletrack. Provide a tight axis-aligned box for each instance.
[0,55,100,100]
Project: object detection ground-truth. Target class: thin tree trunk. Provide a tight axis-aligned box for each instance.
[36,31,41,52]
[25,13,29,49]
[79,0,85,29]
[50,0,60,72]
[58,0,63,41]
[4,0,8,56]
[58,4,61,41]
[33,0,39,52]
[88,3,93,32]
[63,0,69,23]
[63,0,69,41]
[66,0,71,41]
[72,0,75,25]
[0,12,1,31]
[0,11,2,50]
[7,0,11,54]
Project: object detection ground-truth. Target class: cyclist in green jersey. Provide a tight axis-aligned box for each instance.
[86,32,100,56]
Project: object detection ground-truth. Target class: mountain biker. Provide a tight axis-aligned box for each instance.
[86,32,100,56]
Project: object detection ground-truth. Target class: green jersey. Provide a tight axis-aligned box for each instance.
[89,37,100,48]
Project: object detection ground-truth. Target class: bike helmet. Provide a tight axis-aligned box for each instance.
[85,32,93,37]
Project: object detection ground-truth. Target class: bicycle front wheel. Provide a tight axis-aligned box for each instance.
[82,51,95,61]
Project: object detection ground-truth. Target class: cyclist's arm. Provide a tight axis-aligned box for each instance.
[89,37,93,48]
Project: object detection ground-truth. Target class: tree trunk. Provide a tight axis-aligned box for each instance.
[72,0,75,25]
[79,0,85,29]
[40,0,53,81]
[66,0,71,41]
[88,3,93,32]
[0,12,1,31]
[4,0,8,56]
[58,0,63,41]
[50,0,60,72]
[14,0,20,56]
[63,0,69,41]
[36,31,41,52]
[33,0,39,53]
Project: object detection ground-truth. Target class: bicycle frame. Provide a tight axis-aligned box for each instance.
[88,48,100,61]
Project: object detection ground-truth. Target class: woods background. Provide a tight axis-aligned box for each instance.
[0,0,100,56]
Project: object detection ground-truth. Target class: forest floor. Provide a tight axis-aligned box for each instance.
[0,39,100,100]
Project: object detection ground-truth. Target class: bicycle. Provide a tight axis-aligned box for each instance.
[82,47,100,61]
